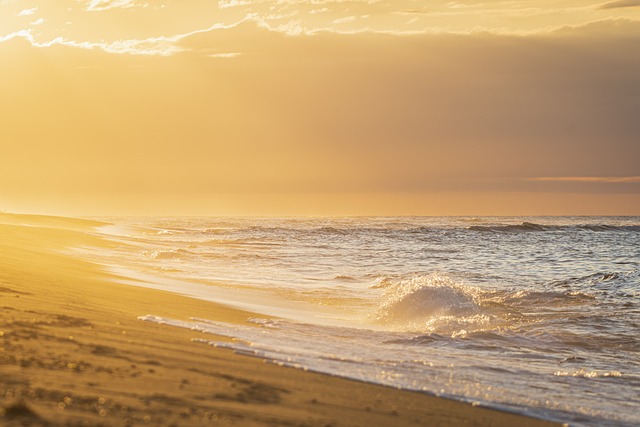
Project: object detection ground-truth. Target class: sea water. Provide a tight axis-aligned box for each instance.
[86,217,640,426]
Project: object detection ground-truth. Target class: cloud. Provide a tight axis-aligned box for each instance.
[218,0,251,9]
[333,16,357,25]
[598,0,640,9]
[17,7,38,16]
[207,52,242,58]
[529,177,640,183]
[395,9,431,15]
[86,0,138,11]
[520,176,640,195]
[0,29,184,56]
[0,30,31,43]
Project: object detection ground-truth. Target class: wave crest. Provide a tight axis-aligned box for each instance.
[469,222,640,233]
[469,222,548,232]
[371,274,515,334]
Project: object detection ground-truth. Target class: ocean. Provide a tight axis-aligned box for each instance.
[83,216,640,426]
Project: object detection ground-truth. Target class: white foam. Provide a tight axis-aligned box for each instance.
[372,274,514,334]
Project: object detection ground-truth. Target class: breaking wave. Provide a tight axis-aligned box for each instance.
[371,274,518,334]
[369,273,615,335]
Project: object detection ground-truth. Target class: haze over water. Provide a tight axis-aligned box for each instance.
[84,216,640,426]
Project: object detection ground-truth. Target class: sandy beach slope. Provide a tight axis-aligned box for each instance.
[0,213,561,426]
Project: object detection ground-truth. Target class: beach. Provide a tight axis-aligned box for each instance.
[0,213,562,426]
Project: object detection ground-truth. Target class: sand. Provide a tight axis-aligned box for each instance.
[0,213,561,427]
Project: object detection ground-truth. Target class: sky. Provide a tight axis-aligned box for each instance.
[1,0,639,216]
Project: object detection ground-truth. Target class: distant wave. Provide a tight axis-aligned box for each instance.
[548,271,640,299]
[246,225,291,233]
[403,226,432,235]
[170,221,640,240]
[469,222,640,233]
[499,289,596,309]
[203,238,282,247]
[225,225,435,238]
[201,222,640,237]
[577,224,618,232]
[469,222,548,232]
[576,224,640,232]
[550,272,621,287]
[308,226,432,236]
[145,248,195,260]
[202,228,229,235]
[316,226,350,235]
[333,275,358,282]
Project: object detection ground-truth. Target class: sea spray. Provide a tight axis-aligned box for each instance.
[371,274,514,334]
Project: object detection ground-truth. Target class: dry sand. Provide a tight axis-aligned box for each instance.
[0,213,561,426]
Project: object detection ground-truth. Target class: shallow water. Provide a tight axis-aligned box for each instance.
[87,216,640,426]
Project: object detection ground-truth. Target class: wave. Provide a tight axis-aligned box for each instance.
[275,222,637,235]
[577,224,619,232]
[406,226,433,234]
[333,275,358,282]
[498,289,596,308]
[469,222,640,233]
[371,274,518,334]
[145,248,195,260]
[386,329,511,346]
[576,224,640,232]
[369,273,622,334]
[550,272,621,288]
[203,238,283,247]
[316,226,350,235]
[171,221,640,242]
[202,228,229,235]
[469,222,549,232]
[549,271,640,301]
[236,222,639,236]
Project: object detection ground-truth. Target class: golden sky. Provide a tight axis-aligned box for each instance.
[1,0,639,215]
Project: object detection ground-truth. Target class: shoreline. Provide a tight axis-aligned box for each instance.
[0,213,562,426]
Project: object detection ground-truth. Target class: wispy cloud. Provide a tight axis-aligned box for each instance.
[86,0,138,12]
[218,0,251,9]
[598,0,640,9]
[207,52,242,58]
[395,9,431,15]
[529,177,640,183]
[0,14,262,56]
[17,7,38,16]
[0,30,31,43]
[333,16,357,25]
[0,29,183,56]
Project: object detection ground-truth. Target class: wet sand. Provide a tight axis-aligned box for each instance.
[0,213,561,426]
